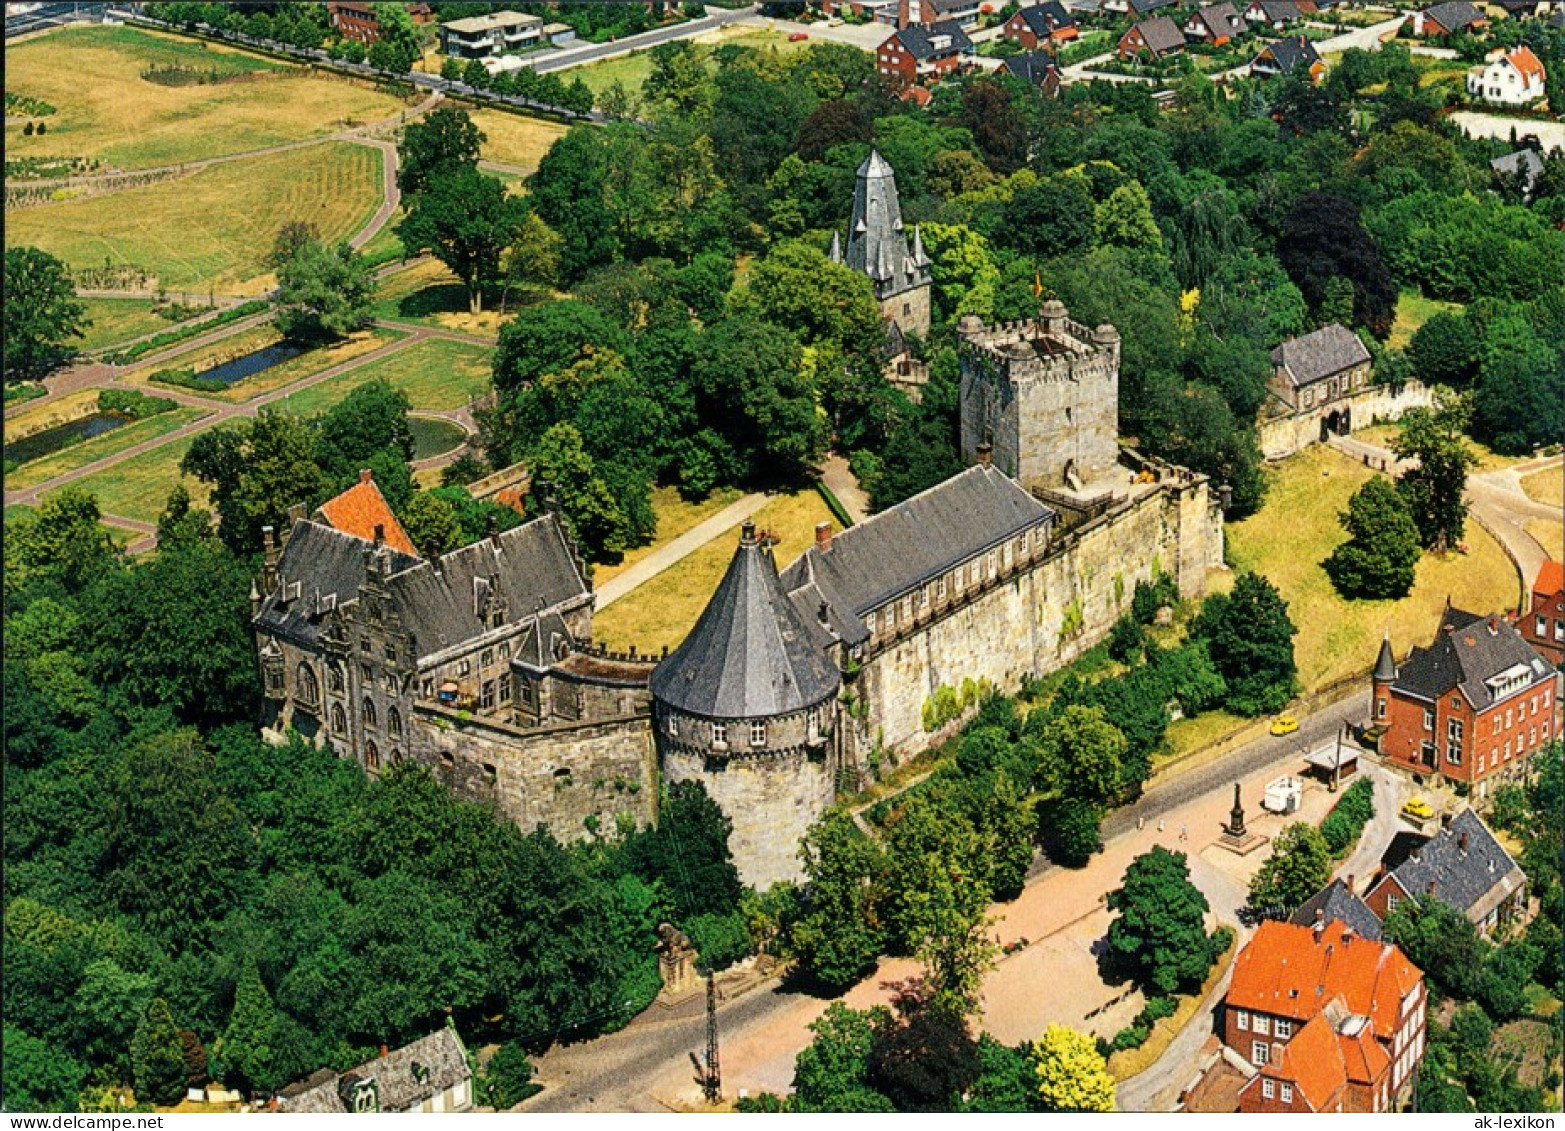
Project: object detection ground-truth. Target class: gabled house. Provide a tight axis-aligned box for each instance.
[1466,44,1547,105]
[1103,0,1177,17]
[1117,13,1186,58]
[1289,878,1384,941]
[902,0,984,26]
[876,19,975,84]
[1363,808,1530,936]
[1372,605,1561,795]
[1184,2,1245,44]
[1223,920,1426,1112]
[1252,34,1325,79]
[314,469,419,557]
[1267,323,1371,415]
[1520,559,1565,666]
[1245,0,1304,28]
[998,48,1065,94]
[278,1028,472,1113]
[1491,148,1548,201]
[1411,0,1489,34]
[1002,0,1080,46]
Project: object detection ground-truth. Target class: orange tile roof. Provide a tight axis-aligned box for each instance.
[1506,45,1545,85]
[1227,920,1422,1041]
[1337,1021,1389,1086]
[1536,559,1564,598]
[1262,1013,1345,1111]
[315,471,419,557]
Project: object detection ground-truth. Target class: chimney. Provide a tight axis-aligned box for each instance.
[1459,831,1469,854]
[1427,880,1437,895]
[1487,614,1499,635]
[1342,927,1354,946]
[262,525,280,590]
[815,521,833,552]
[740,519,757,546]
[1313,914,1325,940]
[1346,873,1355,893]
[379,1044,389,1059]
[1271,1042,1285,1065]
[818,600,831,626]
[977,440,993,467]
[1441,811,1453,829]
[373,523,385,547]
[487,513,501,549]
[359,468,373,485]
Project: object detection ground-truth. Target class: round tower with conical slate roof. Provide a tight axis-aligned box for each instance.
[831,149,932,338]
[650,521,842,889]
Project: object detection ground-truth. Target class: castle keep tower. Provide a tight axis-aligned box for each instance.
[832,149,932,339]
[650,521,843,889]
[957,301,1121,495]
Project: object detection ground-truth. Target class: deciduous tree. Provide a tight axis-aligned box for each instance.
[1324,476,1423,599]
[1392,400,1478,551]
[4,246,87,382]
[397,171,525,314]
[1106,847,1214,994]
[1247,823,1332,915]
[1032,1024,1115,1112]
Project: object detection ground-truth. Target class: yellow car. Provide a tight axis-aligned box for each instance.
[1269,715,1299,737]
[1401,797,1434,821]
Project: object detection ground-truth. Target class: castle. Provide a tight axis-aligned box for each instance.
[253,154,1225,890]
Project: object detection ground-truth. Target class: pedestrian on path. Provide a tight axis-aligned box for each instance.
[1137,816,1145,831]
[1157,818,1165,834]
[1179,823,1188,843]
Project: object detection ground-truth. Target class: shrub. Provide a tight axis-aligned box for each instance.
[478,1041,540,1110]
[149,367,226,394]
[1110,1023,1150,1051]
[1107,614,1146,664]
[686,909,753,971]
[98,388,176,419]
[1209,925,1235,961]
[1140,995,1177,1024]
[1131,575,1178,624]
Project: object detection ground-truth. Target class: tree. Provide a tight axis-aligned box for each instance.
[527,126,620,281]
[1003,177,1095,257]
[1032,705,1126,804]
[1191,572,1298,716]
[1247,823,1332,915]
[1409,311,1479,386]
[1094,182,1162,251]
[960,79,1026,174]
[274,238,376,341]
[1106,847,1214,994]
[4,246,88,382]
[396,171,525,313]
[1472,313,1565,456]
[1277,193,1396,338]
[527,423,629,561]
[267,220,321,269]
[181,410,327,555]
[155,484,216,550]
[490,300,627,397]
[789,812,888,990]
[478,1041,539,1109]
[1324,476,1423,599]
[867,985,982,1111]
[1039,795,1104,867]
[316,377,415,472]
[4,485,120,596]
[792,1003,895,1112]
[400,491,463,557]
[215,955,279,1097]
[964,1035,1039,1112]
[618,780,742,922]
[1383,893,1486,1000]
[1,1027,87,1112]
[131,998,187,1105]
[1032,1024,1115,1112]
[1392,401,1478,551]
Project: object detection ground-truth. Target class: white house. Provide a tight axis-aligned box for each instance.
[1466,45,1547,106]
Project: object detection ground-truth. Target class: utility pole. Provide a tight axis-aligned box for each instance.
[703,969,721,1105]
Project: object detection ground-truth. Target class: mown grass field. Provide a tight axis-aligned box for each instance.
[370,258,510,337]
[275,337,493,415]
[592,485,745,586]
[73,297,170,353]
[1225,445,1519,692]
[569,26,811,96]
[1388,290,1463,350]
[1352,422,1524,474]
[49,431,210,525]
[1528,520,1564,563]
[467,108,568,171]
[3,25,408,170]
[1523,464,1564,508]
[6,142,384,294]
[593,489,836,653]
[6,406,208,491]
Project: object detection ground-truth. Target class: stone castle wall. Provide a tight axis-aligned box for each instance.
[410,703,657,842]
[1258,381,1432,461]
[880,284,931,340]
[856,476,1223,758]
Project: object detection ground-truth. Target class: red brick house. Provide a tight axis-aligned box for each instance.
[1372,605,1561,796]
[875,20,974,86]
[1521,559,1565,666]
[328,2,432,43]
[1362,807,1529,936]
[1183,1,1244,45]
[1001,0,1079,47]
[1117,14,1186,59]
[1411,0,1489,35]
[1224,920,1426,1113]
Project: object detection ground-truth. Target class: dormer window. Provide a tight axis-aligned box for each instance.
[352,1080,378,1114]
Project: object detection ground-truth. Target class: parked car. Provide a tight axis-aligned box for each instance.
[1269,715,1299,736]
[789,30,809,39]
[1401,797,1434,821]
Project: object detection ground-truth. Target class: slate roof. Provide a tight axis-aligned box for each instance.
[1421,0,1484,29]
[1382,808,1527,922]
[1270,323,1371,387]
[779,465,1054,646]
[1128,13,1187,53]
[257,522,421,649]
[1389,605,1555,708]
[1256,35,1322,72]
[1188,2,1243,36]
[1015,0,1077,36]
[385,514,590,663]
[278,1028,470,1113]
[650,522,841,719]
[315,471,419,557]
[1374,635,1397,682]
[891,18,974,58]
[1289,879,1384,941]
[1000,49,1063,88]
[1249,0,1303,20]
[1128,0,1176,14]
[1227,920,1422,1042]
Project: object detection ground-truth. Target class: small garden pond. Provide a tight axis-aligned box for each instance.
[410,416,468,461]
[5,412,130,465]
[196,341,307,386]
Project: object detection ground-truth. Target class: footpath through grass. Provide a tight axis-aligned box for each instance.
[48,431,210,525]
[274,337,492,415]
[592,485,746,587]
[1225,445,1519,692]
[7,142,384,294]
[3,24,408,170]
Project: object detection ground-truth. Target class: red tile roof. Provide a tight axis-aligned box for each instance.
[315,471,419,557]
[1337,1021,1389,1086]
[1536,558,1564,598]
[1506,45,1546,85]
[1265,1013,1345,1111]
[1227,920,1422,1042]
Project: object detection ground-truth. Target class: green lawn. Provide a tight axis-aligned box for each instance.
[274,337,493,415]
[1388,290,1464,349]
[6,142,385,294]
[139,327,410,404]
[74,297,171,353]
[46,431,210,525]
[6,406,208,491]
[568,25,812,96]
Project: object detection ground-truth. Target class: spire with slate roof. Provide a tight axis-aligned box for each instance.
[845,150,932,303]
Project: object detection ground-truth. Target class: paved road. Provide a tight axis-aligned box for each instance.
[3,0,106,39]
[818,453,871,524]
[594,492,771,609]
[528,4,761,73]
[1448,110,1565,153]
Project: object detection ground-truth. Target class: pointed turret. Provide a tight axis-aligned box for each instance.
[829,230,843,263]
[911,224,929,267]
[1374,633,1396,682]
[845,149,931,299]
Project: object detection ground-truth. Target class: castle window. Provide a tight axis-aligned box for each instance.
[422,678,433,698]
[866,611,877,633]
[499,642,511,660]
[712,722,728,747]
[482,648,494,667]
[332,704,347,734]
[361,663,373,682]
[491,611,505,629]
[365,741,380,772]
[384,643,396,662]
[750,721,767,747]
[459,659,471,676]
[363,699,377,728]
[388,706,402,738]
[295,663,319,707]
[668,715,679,738]
[499,679,511,704]
[937,576,947,600]
[520,682,534,705]
[330,665,345,694]
[483,762,497,784]
[361,637,371,652]
[482,681,495,710]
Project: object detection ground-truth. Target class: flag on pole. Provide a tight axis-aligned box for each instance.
[1033,268,1043,299]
